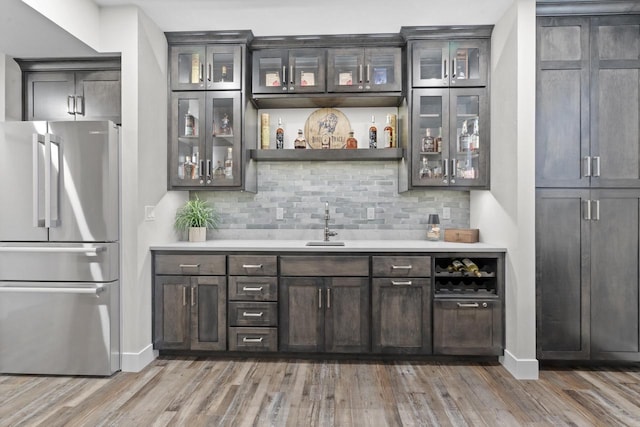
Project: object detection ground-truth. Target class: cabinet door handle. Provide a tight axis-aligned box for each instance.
[450,159,457,184]
[199,160,205,182]
[290,65,294,85]
[443,59,448,79]
[593,199,600,221]
[199,63,204,82]
[191,285,196,306]
[391,280,412,286]
[457,302,479,308]
[242,337,264,343]
[366,64,371,83]
[327,288,331,309]
[583,156,592,177]
[443,159,449,184]
[242,264,263,269]
[452,58,456,78]
[206,159,212,184]
[583,199,591,221]
[391,265,412,270]
[593,156,601,177]
[358,64,363,84]
[75,96,84,115]
[242,311,264,317]
[318,288,322,309]
[179,264,200,269]
[182,286,187,306]
[207,63,212,82]
[67,96,76,115]
[242,286,263,292]
[282,66,287,87]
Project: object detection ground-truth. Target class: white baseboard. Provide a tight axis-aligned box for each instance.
[500,349,539,380]
[121,343,157,373]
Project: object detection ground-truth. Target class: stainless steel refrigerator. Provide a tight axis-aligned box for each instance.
[0,120,120,376]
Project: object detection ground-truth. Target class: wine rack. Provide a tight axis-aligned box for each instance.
[433,256,498,297]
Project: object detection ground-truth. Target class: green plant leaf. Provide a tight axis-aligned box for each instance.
[174,195,220,231]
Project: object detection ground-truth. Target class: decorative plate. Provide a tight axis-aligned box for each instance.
[304,108,351,149]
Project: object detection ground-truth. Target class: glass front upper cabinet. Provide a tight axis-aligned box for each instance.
[412,40,488,87]
[412,88,488,188]
[170,44,242,91]
[252,48,326,94]
[170,91,241,188]
[327,47,402,93]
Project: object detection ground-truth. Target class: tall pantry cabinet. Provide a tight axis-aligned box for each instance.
[536,15,640,361]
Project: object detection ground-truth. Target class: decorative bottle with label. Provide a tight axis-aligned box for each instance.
[383,115,393,148]
[294,129,306,149]
[224,147,233,179]
[346,131,358,149]
[459,120,470,152]
[185,110,195,136]
[368,115,377,149]
[183,156,193,180]
[471,117,480,151]
[220,65,227,82]
[421,128,434,152]
[275,118,284,149]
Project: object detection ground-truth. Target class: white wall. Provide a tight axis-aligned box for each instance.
[1,55,22,121]
[470,0,538,379]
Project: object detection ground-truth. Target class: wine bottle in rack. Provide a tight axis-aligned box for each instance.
[447,259,464,272]
[461,258,482,277]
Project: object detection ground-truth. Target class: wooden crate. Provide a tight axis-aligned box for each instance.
[444,228,479,243]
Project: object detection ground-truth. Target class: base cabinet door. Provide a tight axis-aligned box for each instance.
[153,276,190,350]
[371,278,431,354]
[433,299,502,356]
[190,276,227,351]
[279,277,324,352]
[325,278,370,353]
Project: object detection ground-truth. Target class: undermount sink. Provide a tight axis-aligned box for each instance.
[305,241,345,246]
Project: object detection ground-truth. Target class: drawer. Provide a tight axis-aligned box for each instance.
[228,276,278,301]
[228,327,278,352]
[280,256,369,277]
[229,255,277,276]
[228,302,278,327]
[154,254,225,275]
[372,256,431,277]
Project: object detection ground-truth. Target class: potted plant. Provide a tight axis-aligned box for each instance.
[174,195,220,242]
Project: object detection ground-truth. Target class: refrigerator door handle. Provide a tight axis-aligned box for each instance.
[45,133,61,228]
[0,285,105,295]
[75,96,84,116]
[0,246,106,255]
[32,134,45,227]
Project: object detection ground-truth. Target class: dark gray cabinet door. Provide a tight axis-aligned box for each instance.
[324,278,370,353]
[75,71,121,124]
[536,17,590,188]
[590,16,640,188]
[590,190,640,360]
[25,72,75,121]
[190,276,227,351]
[371,278,431,354]
[279,277,324,352]
[536,189,590,359]
[153,276,190,350]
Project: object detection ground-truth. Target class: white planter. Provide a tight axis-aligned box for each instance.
[188,227,207,242]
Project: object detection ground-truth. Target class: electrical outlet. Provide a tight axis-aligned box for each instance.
[367,207,375,220]
[144,205,156,221]
[276,207,284,220]
[442,207,451,220]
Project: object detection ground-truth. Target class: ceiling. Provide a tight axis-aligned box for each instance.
[0,0,515,59]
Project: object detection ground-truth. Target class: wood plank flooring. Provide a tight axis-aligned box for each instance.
[1,357,640,426]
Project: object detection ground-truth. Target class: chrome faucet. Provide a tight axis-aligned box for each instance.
[324,202,338,242]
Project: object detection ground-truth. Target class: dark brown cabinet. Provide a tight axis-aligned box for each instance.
[152,254,227,351]
[20,59,121,124]
[170,44,242,91]
[327,47,402,93]
[252,48,326,94]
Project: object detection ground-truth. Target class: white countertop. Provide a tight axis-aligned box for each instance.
[150,240,506,253]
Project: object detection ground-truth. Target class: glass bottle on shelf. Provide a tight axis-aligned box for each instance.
[220,113,231,135]
[421,128,434,153]
[185,110,195,136]
[183,156,194,180]
[346,131,358,149]
[419,157,430,178]
[220,65,227,83]
[224,147,233,179]
[214,161,224,178]
[471,117,480,151]
[368,116,377,149]
[275,118,284,149]
[294,129,306,149]
[459,120,470,152]
[383,115,393,149]
[435,128,443,153]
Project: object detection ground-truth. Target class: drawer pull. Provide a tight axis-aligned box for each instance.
[242,264,263,269]
[242,311,264,317]
[242,337,264,343]
[179,264,200,268]
[391,281,412,286]
[391,265,413,270]
[457,302,480,308]
[242,286,264,292]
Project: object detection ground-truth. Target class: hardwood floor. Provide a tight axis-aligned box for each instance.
[1,357,640,426]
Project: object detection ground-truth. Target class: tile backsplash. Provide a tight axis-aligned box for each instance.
[196,161,469,240]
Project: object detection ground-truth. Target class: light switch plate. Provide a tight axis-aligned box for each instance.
[276,207,284,220]
[367,207,375,220]
[144,205,156,221]
[442,207,451,220]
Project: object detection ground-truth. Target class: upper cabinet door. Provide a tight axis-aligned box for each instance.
[412,40,488,88]
[169,92,206,188]
[286,49,326,94]
[206,45,242,90]
[74,70,121,124]
[170,45,207,90]
[328,47,402,93]
[25,72,76,121]
[252,49,288,94]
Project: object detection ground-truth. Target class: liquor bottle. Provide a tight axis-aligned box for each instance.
[461,258,482,277]
[275,118,285,149]
[459,120,470,152]
[421,128,434,152]
[346,131,358,149]
[383,115,393,148]
[214,161,224,177]
[224,147,233,179]
[447,259,464,272]
[260,113,270,149]
[435,128,443,153]
[220,113,231,135]
[191,148,199,179]
[368,115,377,149]
[183,156,193,180]
[471,117,480,151]
[185,110,195,136]
[419,158,429,178]
[389,114,397,148]
[220,65,227,82]
[294,129,306,149]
